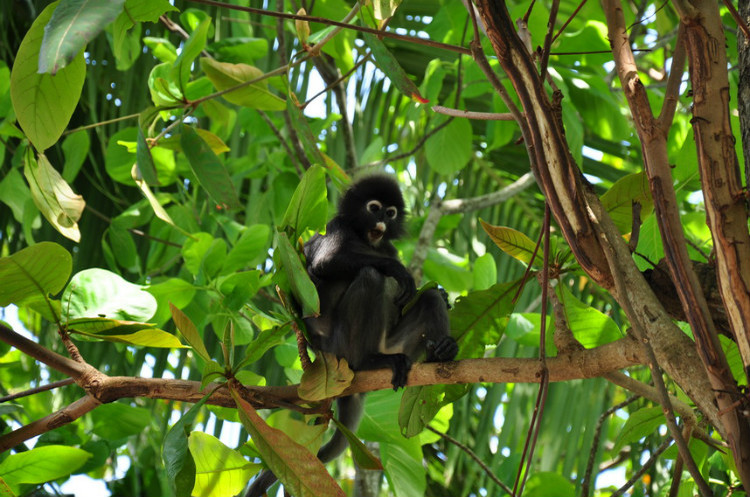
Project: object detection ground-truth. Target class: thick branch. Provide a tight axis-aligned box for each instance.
[674,0,750,382]
[473,0,614,291]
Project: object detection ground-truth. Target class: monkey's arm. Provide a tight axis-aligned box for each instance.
[306,228,416,304]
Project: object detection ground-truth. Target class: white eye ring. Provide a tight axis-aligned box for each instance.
[385,207,397,218]
[367,200,382,213]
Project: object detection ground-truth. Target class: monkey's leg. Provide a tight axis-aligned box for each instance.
[388,288,458,363]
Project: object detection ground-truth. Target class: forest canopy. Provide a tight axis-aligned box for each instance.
[1,0,750,496]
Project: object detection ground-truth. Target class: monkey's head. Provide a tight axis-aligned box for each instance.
[339,175,407,247]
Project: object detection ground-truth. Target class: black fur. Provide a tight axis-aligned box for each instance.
[245,175,457,497]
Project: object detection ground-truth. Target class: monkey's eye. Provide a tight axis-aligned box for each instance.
[385,206,397,218]
[367,200,382,213]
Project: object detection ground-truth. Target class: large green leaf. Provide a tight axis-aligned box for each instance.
[280,164,328,238]
[163,393,212,497]
[275,231,319,318]
[61,268,157,322]
[0,241,71,320]
[613,406,665,454]
[0,445,91,491]
[223,224,271,272]
[171,17,210,91]
[362,32,426,102]
[450,280,521,360]
[10,2,86,151]
[181,125,241,210]
[556,284,622,348]
[425,118,472,175]
[91,402,151,440]
[600,171,654,235]
[38,0,126,74]
[189,432,260,497]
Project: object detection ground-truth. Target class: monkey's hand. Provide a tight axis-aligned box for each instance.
[380,261,417,307]
[426,336,458,362]
[362,353,413,390]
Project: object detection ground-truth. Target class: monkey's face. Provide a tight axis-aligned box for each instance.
[363,199,399,247]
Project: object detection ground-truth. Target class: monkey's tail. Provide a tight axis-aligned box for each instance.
[244,394,365,497]
[317,394,364,463]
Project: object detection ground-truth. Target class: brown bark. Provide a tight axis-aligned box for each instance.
[471,0,614,292]
[473,0,749,483]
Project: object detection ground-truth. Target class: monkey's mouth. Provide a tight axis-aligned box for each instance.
[368,226,385,245]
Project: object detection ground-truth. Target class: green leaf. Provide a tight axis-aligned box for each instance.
[74,326,186,348]
[171,303,211,362]
[330,417,383,470]
[425,118,472,175]
[298,352,354,401]
[189,432,260,497]
[398,385,443,438]
[171,17,211,91]
[91,402,151,440]
[181,125,241,210]
[524,472,577,497]
[380,442,426,497]
[280,164,328,238]
[0,445,91,490]
[144,36,178,63]
[0,168,35,224]
[61,268,157,322]
[473,253,497,290]
[480,220,540,266]
[450,279,521,360]
[0,241,71,320]
[24,151,85,242]
[135,119,159,185]
[111,8,142,71]
[125,0,177,22]
[145,278,196,327]
[556,284,622,348]
[10,2,86,151]
[362,32,426,102]
[275,231,319,317]
[104,127,137,184]
[38,0,126,74]
[600,171,654,235]
[223,224,271,272]
[200,57,286,111]
[61,130,90,182]
[613,406,665,454]
[163,393,212,497]
[231,387,346,497]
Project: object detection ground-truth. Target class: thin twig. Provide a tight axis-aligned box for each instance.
[184,0,472,56]
[426,425,515,496]
[582,396,641,497]
[0,378,75,403]
[432,106,515,121]
[610,437,673,497]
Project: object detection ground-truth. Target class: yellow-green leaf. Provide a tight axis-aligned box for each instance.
[480,220,540,266]
[201,58,286,111]
[298,352,354,401]
[189,432,260,497]
[171,303,211,361]
[24,151,85,242]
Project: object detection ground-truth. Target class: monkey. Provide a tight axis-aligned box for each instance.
[246,174,457,497]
